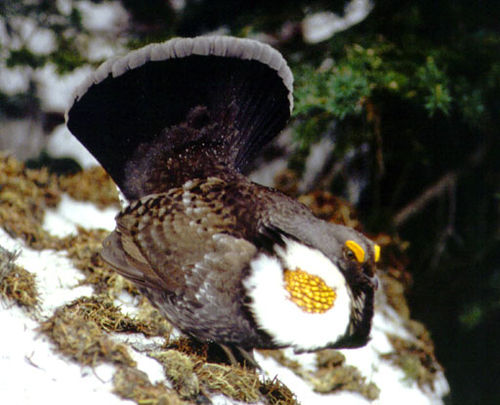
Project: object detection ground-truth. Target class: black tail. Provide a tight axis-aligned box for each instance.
[66,36,292,200]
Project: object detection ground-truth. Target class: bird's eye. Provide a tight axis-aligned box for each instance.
[344,248,355,261]
[344,240,365,263]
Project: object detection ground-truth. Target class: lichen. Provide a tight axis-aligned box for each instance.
[0,246,39,309]
[198,362,261,402]
[383,331,442,389]
[314,350,380,400]
[259,377,298,405]
[58,166,119,209]
[261,349,379,401]
[57,295,171,337]
[152,348,298,404]
[40,301,136,367]
[0,154,60,249]
[150,350,201,399]
[113,366,185,405]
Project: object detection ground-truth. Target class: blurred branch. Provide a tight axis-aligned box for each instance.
[393,171,458,227]
[393,146,485,228]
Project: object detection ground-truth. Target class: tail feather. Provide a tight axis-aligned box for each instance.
[66,36,292,200]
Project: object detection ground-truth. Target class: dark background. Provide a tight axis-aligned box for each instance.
[1,1,499,403]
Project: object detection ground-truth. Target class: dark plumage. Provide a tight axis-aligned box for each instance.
[66,36,379,362]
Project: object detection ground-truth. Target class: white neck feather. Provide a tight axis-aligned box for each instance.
[244,239,352,351]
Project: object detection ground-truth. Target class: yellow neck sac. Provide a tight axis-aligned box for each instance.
[283,268,336,313]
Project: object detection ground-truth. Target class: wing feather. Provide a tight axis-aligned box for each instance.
[100,185,262,343]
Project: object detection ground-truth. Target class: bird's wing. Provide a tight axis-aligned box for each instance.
[101,185,261,341]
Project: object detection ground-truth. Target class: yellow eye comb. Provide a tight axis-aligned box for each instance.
[345,240,365,263]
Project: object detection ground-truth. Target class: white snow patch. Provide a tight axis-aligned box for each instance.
[112,333,165,356]
[76,0,129,33]
[299,136,336,193]
[0,306,130,405]
[123,340,166,385]
[2,16,36,50]
[43,194,117,238]
[27,27,57,55]
[56,0,73,16]
[87,36,126,62]
[0,229,93,318]
[211,394,255,405]
[0,64,31,95]
[0,15,54,55]
[35,63,94,112]
[0,17,9,48]
[113,290,142,317]
[0,119,45,161]
[170,0,186,12]
[46,124,100,168]
[302,0,374,43]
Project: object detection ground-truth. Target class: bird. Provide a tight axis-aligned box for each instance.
[66,36,380,363]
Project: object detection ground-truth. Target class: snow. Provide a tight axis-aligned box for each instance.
[302,0,374,43]
[0,230,93,317]
[299,136,336,193]
[86,36,126,62]
[0,119,45,161]
[170,0,187,12]
[0,2,133,159]
[35,63,94,112]
[0,65,31,95]
[0,306,131,405]
[43,193,117,237]
[56,0,73,16]
[46,124,100,169]
[0,226,162,405]
[76,0,129,33]
[27,27,57,55]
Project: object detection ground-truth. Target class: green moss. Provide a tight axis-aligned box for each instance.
[6,47,46,69]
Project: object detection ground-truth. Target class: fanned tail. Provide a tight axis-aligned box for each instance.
[66,36,292,200]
